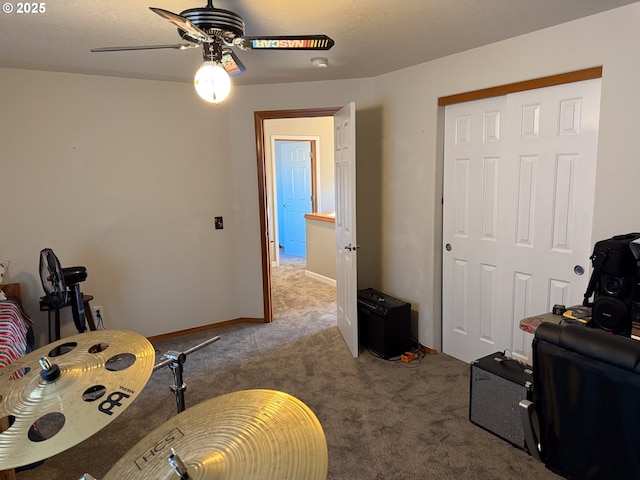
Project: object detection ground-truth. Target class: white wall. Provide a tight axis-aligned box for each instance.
[0,69,239,344]
[2,3,639,352]
[372,3,640,349]
[0,69,374,346]
[305,216,337,282]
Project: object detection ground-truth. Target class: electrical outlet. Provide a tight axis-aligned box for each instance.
[92,306,103,322]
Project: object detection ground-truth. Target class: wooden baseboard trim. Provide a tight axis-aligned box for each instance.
[416,343,438,355]
[147,317,265,343]
[304,270,336,287]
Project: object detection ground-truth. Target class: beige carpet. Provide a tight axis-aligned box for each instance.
[15,253,561,480]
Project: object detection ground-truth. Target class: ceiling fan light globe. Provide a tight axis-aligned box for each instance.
[194,62,231,103]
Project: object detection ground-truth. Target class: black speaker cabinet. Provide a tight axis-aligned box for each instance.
[357,288,411,359]
[469,352,533,449]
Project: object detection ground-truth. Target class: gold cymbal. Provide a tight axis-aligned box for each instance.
[104,389,328,480]
[0,329,155,470]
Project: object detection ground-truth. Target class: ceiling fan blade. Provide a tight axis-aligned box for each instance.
[91,44,199,53]
[238,35,334,51]
[150,7,212,43]
[221,50,246,76]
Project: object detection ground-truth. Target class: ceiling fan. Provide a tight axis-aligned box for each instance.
[91,1,335,103]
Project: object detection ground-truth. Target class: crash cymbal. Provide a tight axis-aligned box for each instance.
[104,389,328,480]
[0,329,154,470]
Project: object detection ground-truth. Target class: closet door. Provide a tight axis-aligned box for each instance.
[443,79,601,364]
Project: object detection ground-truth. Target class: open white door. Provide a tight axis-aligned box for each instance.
[334,102,358,357]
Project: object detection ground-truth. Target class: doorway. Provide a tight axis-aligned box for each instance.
[254,108,340,323]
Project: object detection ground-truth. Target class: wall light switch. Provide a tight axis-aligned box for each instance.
[215,216,224,229]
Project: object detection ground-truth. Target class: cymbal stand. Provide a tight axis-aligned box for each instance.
[154,335,221,414]
[77,337,221,480]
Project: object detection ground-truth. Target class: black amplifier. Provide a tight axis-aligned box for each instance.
[357,288,411,359]
[469,352,533,449]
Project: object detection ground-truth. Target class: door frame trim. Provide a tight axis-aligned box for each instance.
[254,107,340,323]
[438,66,602,106]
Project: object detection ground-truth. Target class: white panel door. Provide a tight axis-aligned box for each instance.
[334,102,358,358]
[443,79,601,364]
[443,96,509,363]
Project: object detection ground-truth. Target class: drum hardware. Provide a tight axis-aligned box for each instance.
[4,333,327,479]
[80,335,222,480]
[168,448,189,479]
[153,335,221,414]
[38,355,61,381]
[0,330,155,471]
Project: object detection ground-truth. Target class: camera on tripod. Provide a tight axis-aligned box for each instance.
[583,233,640,336]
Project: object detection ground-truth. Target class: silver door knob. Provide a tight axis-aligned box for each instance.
[445,243,452,251]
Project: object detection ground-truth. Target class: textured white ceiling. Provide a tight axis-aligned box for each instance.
[0,0,636,85]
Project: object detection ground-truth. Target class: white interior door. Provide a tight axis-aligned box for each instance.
[334,102,358,357]
[276,140,312,257]
[443,79,601,364]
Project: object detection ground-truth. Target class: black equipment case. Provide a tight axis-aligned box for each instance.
[469,352,533,449]
[357,288,411,359]
[583,232,640,335]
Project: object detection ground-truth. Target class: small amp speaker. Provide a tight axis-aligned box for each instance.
[469,352,533,449]
[357,288,411,359]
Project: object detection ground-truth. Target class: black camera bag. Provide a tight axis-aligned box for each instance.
[583,233,640,334]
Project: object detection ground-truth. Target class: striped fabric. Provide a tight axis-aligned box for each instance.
[0,300,33,368]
